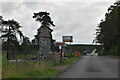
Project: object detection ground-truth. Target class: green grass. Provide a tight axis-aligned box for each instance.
[9,69,59,78]
[2,53,60,78]
[0,51,2,66]
[53,57,80,66]
[2,53,80,78]
[3,60,60,78]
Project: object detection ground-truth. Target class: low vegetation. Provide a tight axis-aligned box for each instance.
[2,53,80,78]
[2,60,60,78]
[53,57,80,67]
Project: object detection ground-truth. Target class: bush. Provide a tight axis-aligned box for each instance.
[99,49,105,56]
[108,45,119,56]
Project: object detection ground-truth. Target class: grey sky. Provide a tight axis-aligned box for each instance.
[1,0,116,44]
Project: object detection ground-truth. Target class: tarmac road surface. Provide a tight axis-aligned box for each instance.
[57,56,119,78]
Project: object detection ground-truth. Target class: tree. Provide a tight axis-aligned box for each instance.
[2,19,24,43]
[22,37,31,45]
[1,19,24,59]
[95,1,119,56]
[33,11,55,27]
[21,36,31,55]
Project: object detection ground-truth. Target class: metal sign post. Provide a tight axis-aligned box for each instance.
[59,46,62,61]
[54,42,65,61]
[62,36,73,57]
[70,42,71,52]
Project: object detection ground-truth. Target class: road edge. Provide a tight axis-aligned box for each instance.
[53,57,80,78]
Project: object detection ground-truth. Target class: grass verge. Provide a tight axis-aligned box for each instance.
[3,60,60,78]
[53,57,80,67]
[2,55,80,78]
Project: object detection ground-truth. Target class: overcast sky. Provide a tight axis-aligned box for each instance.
[1,0,116,44]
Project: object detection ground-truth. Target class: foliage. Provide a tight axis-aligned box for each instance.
[33,11,55,27]
[20,36,33,55]
[1,19,24,43]
[1,18,24,59]
[95,1,120,56]
[1,17,37,60]
[98,48,105,56]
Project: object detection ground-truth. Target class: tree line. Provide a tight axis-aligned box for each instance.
[95,1,120,56]
[0,11,58,60]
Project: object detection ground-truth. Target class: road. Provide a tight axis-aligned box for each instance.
[57,56,119,78]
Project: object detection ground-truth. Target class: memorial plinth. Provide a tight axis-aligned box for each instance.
[38,26,53,60]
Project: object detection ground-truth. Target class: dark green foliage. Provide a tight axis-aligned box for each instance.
[1,18,24,59]
[21,36,31,54]
[33,11,55,27]
[95,1,120,56]
[1,19,24,46]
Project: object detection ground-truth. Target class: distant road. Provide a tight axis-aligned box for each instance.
[57,56,119,78]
